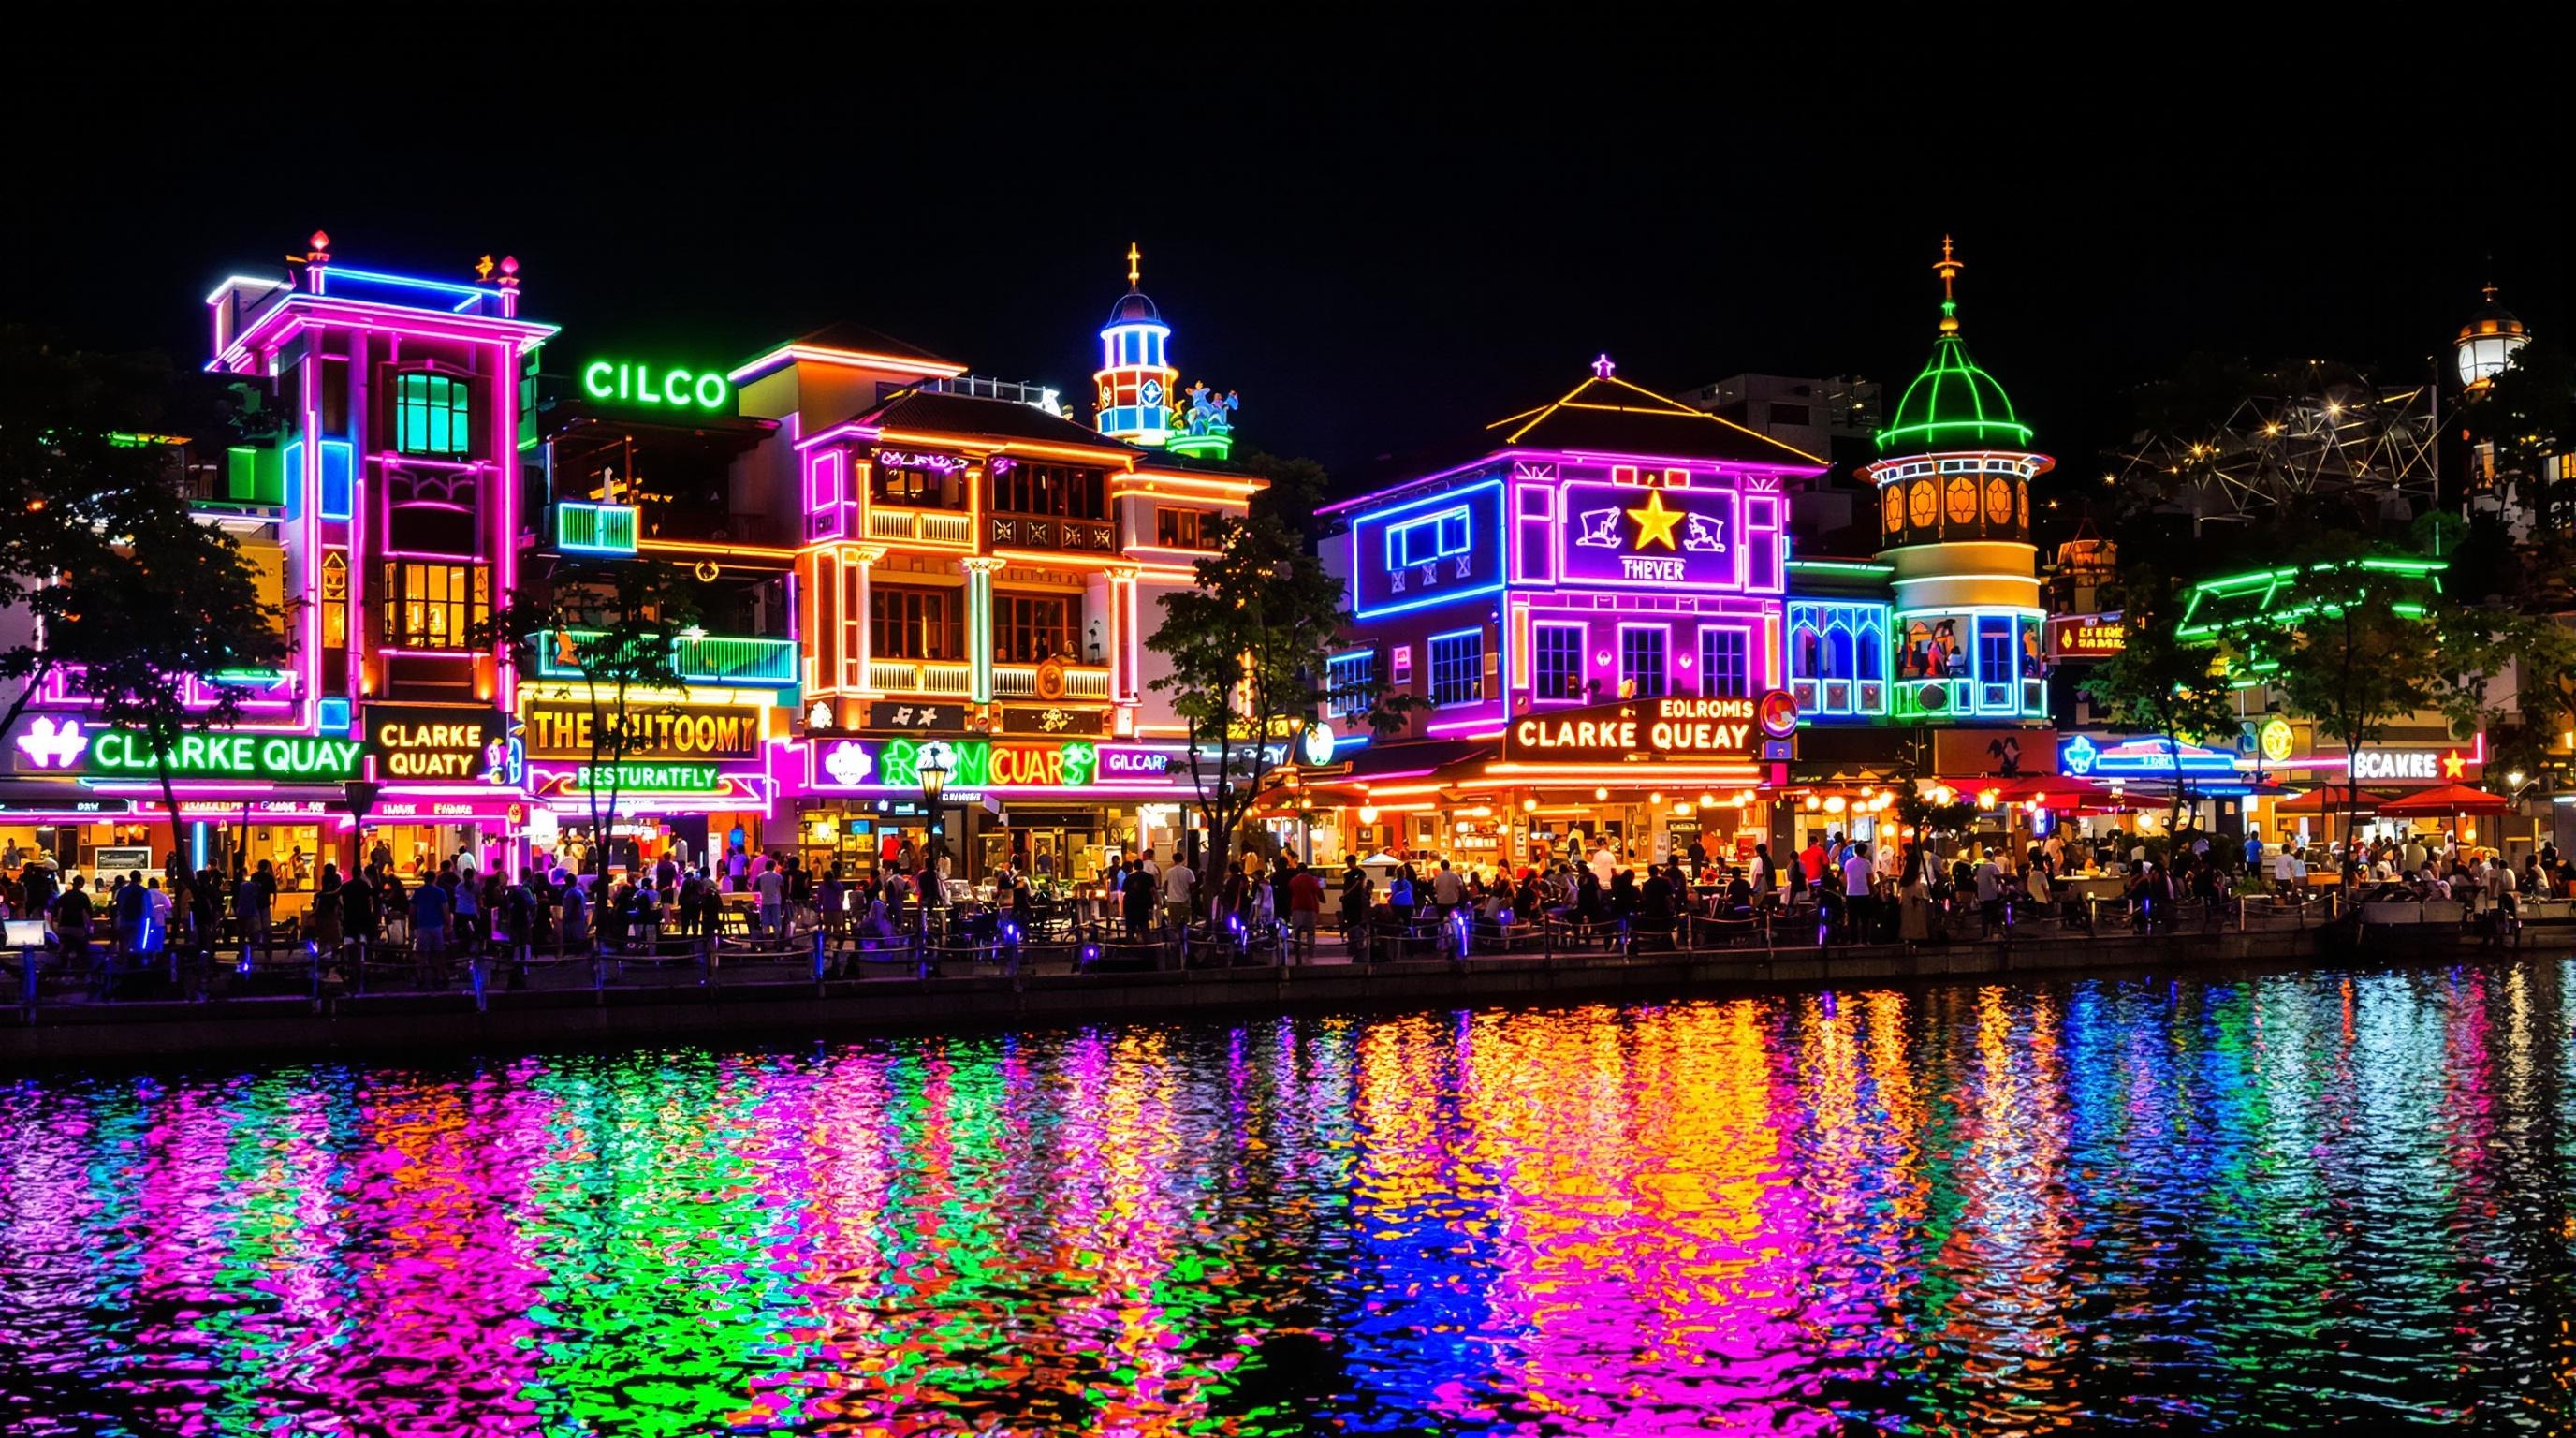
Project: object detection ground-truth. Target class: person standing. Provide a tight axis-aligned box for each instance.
[1158,850,1195,934]
[754,858,787,940]
[1120,858,1155,943]
[410,873,453,988]
[1287,860,1325,963]
[1339,856,1372,956]
[1840,842,1875,944]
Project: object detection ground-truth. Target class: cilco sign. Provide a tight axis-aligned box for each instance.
[580,360,731,414]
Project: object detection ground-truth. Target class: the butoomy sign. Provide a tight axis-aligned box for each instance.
[524,701,766,761]
[364,704,502,781]
[1557,481,1739,590]
[1501,695,1785,763]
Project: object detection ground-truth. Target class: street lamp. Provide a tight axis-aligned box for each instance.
[917,741,954,887]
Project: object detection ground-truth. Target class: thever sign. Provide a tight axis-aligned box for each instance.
[365,705,500,780]
[525,701,765,761]
[1501,696,1778,763]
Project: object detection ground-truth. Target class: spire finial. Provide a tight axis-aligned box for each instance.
[1591,353,1616,379]
[1934,235,1963,335]
[1126,242,1141,289]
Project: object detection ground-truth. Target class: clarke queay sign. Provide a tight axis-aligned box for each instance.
[1501,694,1796,763]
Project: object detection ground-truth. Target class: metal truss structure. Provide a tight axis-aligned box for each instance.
[2113,359,2438,523]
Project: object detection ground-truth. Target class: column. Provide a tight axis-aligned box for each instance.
[851,545,886,695]
[962,557,1005,706]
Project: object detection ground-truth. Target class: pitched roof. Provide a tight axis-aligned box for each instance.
[1486,374,1829,468]
[857,390,1134,453]
[773,321,958,369]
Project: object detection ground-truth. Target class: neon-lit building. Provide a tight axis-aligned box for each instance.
[1857,238,2053,726]
[1304,356,1822,862]
[0,236,553,888]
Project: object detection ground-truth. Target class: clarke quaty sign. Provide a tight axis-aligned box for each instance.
[579,359,732,414]
[1501,694,1793,763]
[365,705,501,780]
[1557,481,1738,590]
[525,701,765,761]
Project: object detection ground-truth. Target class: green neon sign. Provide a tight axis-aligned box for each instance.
[580,360,731,414]
[570,762,724,793]
[89,730,363,781]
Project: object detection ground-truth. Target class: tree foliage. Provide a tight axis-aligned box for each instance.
[1147,462,1412,914]
[2208,532,2452,885]
[2079,565,2241,832]
[485,558,703,879]
[0,330,290,898]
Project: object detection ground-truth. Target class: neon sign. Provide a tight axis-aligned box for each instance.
[810,738,1193,790]
[1501,695,1779,763]
[366,705,501,781]
[1349,481,1506,620]
[89,730,362,782]
[2058,733,2237,779]
[1556,481,1746,591]
[13,718,88,770]
[580,359,731,414]
[569,762,723,793]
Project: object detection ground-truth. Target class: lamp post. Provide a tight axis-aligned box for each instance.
[918,740,954,905]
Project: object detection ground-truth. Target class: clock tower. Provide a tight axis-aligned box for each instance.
[1093,243,1179,448]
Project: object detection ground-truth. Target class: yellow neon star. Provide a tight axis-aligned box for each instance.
[1626,489,1684,550]
[2441,749,2466,779]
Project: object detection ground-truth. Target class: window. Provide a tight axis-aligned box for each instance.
[991,462,1106,520]
[872,453,962,506]
[394,373,473,457]
[1533,622,1584,701]
[1767,402,1811,427]
[380,562,487,650]
[1428,631,1482,706]
[1619,626,1668,699]
[322,551,348,650]
[1387,506,1471,569]
[1327,651,1376,717]
[871,585,962,660]
[993,592,1075,663]
[1977,615,2016,708]
[1155,506,1217,550]
[1699,626,1750,697]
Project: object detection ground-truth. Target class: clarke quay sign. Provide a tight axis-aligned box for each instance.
[1501,693,1793,764]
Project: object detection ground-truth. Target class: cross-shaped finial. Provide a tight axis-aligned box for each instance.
[1591,353,1616,379]
[1126,242,1141,287]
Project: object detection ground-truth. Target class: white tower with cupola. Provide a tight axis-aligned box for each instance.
[1093,243,1178,448]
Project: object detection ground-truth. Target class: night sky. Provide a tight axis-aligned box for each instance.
[10,25,2560,495]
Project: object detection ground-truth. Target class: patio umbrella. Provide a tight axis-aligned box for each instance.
[2270,785,2394,816]
[1988,773,2118,809]
[2373,783,2511,817]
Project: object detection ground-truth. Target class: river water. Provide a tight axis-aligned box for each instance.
[4,963,2572,1434]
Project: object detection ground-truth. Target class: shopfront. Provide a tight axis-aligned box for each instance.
[800,735,1205,892]
[522,697,779,878]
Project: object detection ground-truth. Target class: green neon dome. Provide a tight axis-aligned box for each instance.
[1877,328,2032,454]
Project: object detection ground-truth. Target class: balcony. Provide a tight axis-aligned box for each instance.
[534,629,795,688]
[674,634,798,687]
[991,663,1111,701]
[555,502,639,555]
[868,659,973,697]
[987,514,1118,554]
[866,506,975,548]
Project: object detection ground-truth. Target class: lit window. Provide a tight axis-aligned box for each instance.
[1327,652,1375,717]
[1428,631,1482,707]
[1533,623,1584,701]
[380,562,487,651]
[394,373,473,457]
[1699,626,1749,697]
[1619,626,1668,699]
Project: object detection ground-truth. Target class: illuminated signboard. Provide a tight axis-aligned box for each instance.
[810,738,1188,790]
[1349,480,1506,620]
[580,359,731,414]
[365,704,501,781]
[1500,695,1786,763]
[88,730,362,782]
[2258,716,2295,764]
[2059,733,2238,779]
[524,701,765,761]
[570,763,722,793]
[1556,481,1744,591]
[2049,612,2127,659]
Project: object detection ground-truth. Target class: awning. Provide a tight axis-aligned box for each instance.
[1299,739,1488,789]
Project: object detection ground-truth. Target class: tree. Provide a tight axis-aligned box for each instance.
[0,330,289,909]
[1148,471,1412,920]
[2079,565,2241,835]
[486,558,703,883]
[2211,533,2451,889]
[2435,608,2576,786]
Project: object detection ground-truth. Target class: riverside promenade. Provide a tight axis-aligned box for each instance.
[7,906,2562,1064]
